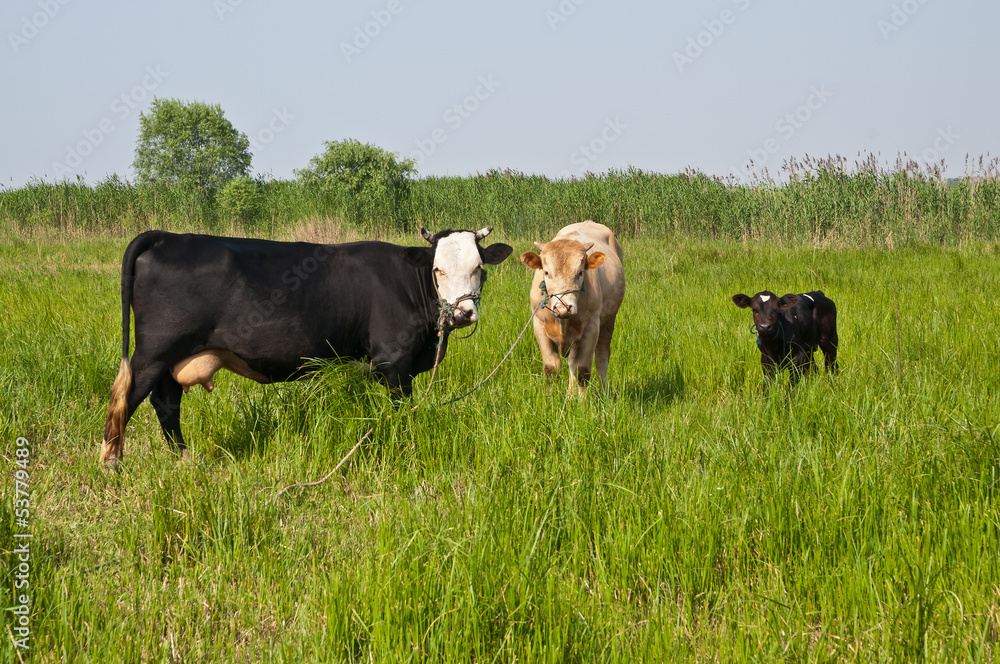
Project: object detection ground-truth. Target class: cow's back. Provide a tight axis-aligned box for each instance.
[555,221,622,258]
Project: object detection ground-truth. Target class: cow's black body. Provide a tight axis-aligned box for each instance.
[101,229,511,467]
[128,231,446,388]
[732,290,838,382]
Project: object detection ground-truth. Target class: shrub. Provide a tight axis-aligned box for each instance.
[295,139,416,229]
[218,176,263,226]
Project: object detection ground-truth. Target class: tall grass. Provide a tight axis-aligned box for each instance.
[3,154,999,243]
[2,236,999,661]
[0,176,336,238]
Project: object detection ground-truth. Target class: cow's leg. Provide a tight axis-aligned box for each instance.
[377,358,415,401]
[567,322,600,397]
[410,334,447,380]
[758,355,779,393]
[388,374,414,401]
[760,355,777,379]
[815,305,838,373]
[789,362,804,387]
[594,319,616,386]
[532,318,561,384]
[150,374,188,460]
[100,355,170,470]
[819,332,838,373]
[790,347,816,385]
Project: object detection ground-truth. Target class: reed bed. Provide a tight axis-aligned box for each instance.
[2,154,998,245]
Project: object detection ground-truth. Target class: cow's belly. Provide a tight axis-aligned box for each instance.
[201,318,372,382]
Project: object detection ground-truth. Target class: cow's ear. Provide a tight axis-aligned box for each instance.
[586,252,606,269]
[520,251,542,270]
[481,242,513,265]
[732,294,752,309]
[402,246,433,267]
[778,294,799,308]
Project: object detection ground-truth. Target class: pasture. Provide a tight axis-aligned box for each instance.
[2,231,999,662]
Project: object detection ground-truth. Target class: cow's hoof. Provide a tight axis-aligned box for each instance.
[98,440,118,470]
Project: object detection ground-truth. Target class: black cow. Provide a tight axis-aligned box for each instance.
[731,290,838,382]
[99,227,513,469]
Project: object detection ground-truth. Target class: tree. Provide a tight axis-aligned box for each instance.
[296,139,416,226]
[133,98,251,192]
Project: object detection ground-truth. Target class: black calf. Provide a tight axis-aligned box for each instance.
[731,290,838,382]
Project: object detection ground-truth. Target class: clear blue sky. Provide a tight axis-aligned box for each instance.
[2,0,997,188]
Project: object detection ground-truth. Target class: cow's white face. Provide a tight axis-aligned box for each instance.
[432,230,488,327]
[408,226,512,329]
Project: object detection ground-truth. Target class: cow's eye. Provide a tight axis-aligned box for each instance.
[543,270,549,277]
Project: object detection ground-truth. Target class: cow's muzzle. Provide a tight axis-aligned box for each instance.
[438,291,482,330]
[450,304,478,327]
[550,301,576,318]
[539,281,582,319]
[755,322,774,335]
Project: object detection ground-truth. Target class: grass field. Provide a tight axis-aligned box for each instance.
[2,229,1000,662]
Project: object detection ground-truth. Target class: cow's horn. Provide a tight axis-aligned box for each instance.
[420,227,434,242]
[474,226,493,241]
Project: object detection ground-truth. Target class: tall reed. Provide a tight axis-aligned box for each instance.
[2,154,998,244]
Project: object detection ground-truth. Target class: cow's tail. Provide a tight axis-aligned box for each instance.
[100,231,160,469]
[99,357,132,468]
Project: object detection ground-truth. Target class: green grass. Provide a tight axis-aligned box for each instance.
[2,232,1000,661]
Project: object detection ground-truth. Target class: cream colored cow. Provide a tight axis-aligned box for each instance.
[520,221,625,396]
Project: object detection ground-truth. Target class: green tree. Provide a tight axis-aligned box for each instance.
[296,139,416,226]
[133,98,251,193]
